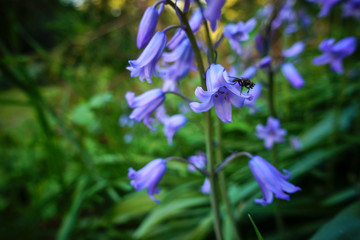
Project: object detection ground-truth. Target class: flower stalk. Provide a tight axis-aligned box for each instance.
[166,1,222,239]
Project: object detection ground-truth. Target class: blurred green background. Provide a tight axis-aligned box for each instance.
[1,0,360,239]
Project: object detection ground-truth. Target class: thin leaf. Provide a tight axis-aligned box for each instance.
[248,214,264,240]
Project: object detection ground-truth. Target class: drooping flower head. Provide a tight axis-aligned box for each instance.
[167,9,202,50]
[343,0,360,19]
[204,0,225,31]
[249,156,301,205]
[281,41,305,88]
[257,56,272,68]
[188,152,207,172]
[159,39,195,92]
[201,178,210,194]
[256,117,287,149]
[137,4,163,49]
[282,41,305,58]
[163,115,187,145]
[127,31,167,83]
[156,105,187,145]
[190,64,252,123]
[128,158,167,202]
[313,37,357,74]
[224,18,257,55]
[281,63,305,88]
[272,0,297,31]
[126,89,165,130]
[307,0,342,17]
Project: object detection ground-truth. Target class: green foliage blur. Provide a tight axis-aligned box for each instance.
[0,0,360,239]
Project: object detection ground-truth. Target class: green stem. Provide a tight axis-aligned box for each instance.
[215,118,241,240]
[195,0,215,63]
[166,2,222,239]
[268,65,277,118]
[268,52,284,236]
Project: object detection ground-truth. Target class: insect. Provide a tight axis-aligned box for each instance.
[229,76,255,93]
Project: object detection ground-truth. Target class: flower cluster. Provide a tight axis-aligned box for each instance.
[123,0,310,207]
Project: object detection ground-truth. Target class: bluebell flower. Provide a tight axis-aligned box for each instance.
[290,136,302,151]
[156,105,187,144]
[190,64,252,123]
[272,0,296,30]
[204,0,225,31]
[137,5,161,49]
[241,66,257,79]
[159,39,195,92]
[255,34,268,56]
[128,158,167,202]
[162,114,187,145]
[282,41,305,58]
[127,31,167,83]
[281,42,305,88]
[245,83,262,114]
[119,114,135,127]
[188,152,207,172]
[313,37,357,74]
[343,0,360,19]
[183,0,191,12]
[257,56,272,68]
[167,9,202,50]
[201,178,210,194]
[124,133,133,143]
[224,18,257,55]
[126,89,165,130]
[307,0,341,17]
[256,117,287,149]
[249,156,301,205]
[281,63,305,88]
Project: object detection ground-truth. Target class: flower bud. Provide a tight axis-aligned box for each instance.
[137,6,159,49]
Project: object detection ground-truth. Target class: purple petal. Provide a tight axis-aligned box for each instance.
[330,59,344,73]
[137,7,159,49]
[190,98,214,113]
[204,0,225,31]
[313,54,331,65]
[194,87,214,102]
[319,38,335,51]
[281,63,305,88]
[332,37,357,58]
[241,66,257,79]
[229,92,245,108]
[282,41,305,58]
[214,96,232,122]
[243,18,257,32]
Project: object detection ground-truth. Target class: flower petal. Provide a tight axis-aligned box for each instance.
[214,95,232,122]
[281,63,305,88]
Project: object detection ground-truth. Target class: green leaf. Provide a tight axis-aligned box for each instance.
[310,201,360,240]
[88,92,113,108]
[248,214,264,240]
[134,197,208,238]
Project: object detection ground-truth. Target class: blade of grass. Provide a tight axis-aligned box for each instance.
[248,214,264,240]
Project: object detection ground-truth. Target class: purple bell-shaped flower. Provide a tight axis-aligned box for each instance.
[190,64,252,123]
[128,159,167,202]
[249,156,301,205]
[127,31,167,83]
[126,88,165,130]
